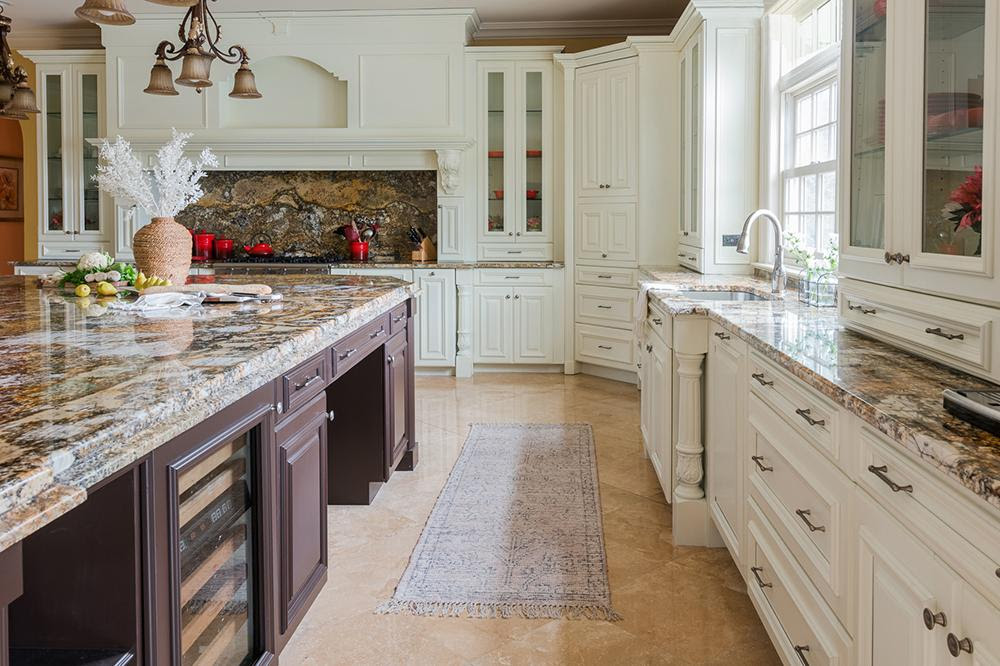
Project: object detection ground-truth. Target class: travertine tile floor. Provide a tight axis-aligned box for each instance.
[282,373,780,665]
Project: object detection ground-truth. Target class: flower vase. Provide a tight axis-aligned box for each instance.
[132,216,192,286]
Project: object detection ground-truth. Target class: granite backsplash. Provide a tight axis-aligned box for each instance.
[176,170,438,259]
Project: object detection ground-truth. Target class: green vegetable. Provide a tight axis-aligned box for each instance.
[58,260,140,287]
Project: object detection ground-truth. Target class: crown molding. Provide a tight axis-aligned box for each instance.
[473,18,677,40]
[9,27,102,51]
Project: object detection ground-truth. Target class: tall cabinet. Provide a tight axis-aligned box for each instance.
[839,0,1000,382]
[469,48,558,262]
[23,51,111,260]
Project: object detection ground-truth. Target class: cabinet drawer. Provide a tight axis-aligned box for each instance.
[855,426,1000,611]
[749,353,841,466]
[646,302,671,347]
[575,266,637,288]
[331,314,390,378]
[746,498,851,666]
[676,244,703,273]
[389,302,409,336]
[840,279,1000,382]
[477,244,553,261]
[748,394,851,623]
[575,324,634,369]
[476,269,550,286]
[279,353,329,418]
[575,284,635,330]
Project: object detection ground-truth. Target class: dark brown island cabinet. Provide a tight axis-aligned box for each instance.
[0,298,417,666]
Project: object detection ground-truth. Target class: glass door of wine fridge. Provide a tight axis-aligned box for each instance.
[150,388,274,666]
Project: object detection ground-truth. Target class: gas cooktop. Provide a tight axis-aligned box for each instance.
[215,254,348,264]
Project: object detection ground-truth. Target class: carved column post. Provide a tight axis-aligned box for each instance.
[674,351,705,501]
[455,268,474,378]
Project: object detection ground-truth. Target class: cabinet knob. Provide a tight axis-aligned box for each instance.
[646,344,652,353]
[601,253,608,258]
[509,232,514,236]
[327,410,336,422]
[505,294,511,299]
[387,355,395,365]
[922,608,947,630]
[516,231,521,236]
[514,294,520,299]
[947,633,973,657]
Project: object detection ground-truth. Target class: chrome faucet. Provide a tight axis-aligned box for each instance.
[736,209,786,294]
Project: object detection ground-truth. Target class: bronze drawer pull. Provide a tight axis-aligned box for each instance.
[925,327,965,341]
[795,408,826,427]
[923,608,947,630]
[868,464,913,493]
[714,331,731,340]
[393,314,405,323]
[652,318,663,325]
[794,645,811,665]
[598,345,613,350]
[795,509,826,532]
[339,348,358,360]
[504,275,521,279]
[598,274,613,279]
[848,303,877,315]
[646,344,653,353]
[750,566,772,589]
[947,633,973,657]
[751,372,774,387]
[293,374,322,391]
[751,455,773,472]
[370,328,386,339]
[597,305,613,309]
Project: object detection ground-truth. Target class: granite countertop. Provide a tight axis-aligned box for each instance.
[639,267,1000,514]
[16,260,566,270]
[0,274,414,552]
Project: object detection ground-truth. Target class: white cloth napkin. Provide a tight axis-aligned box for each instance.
[107,291,206,312]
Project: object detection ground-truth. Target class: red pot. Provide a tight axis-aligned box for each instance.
[214,238,234,260]
[243,241,275,257]
[193,231,215,259]
[350,241,370,261]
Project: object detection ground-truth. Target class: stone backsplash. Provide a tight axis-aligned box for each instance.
[176,170,437,259]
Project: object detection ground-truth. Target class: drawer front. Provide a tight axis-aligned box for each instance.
[279,352,329,417]
[709,321,742,356]
[676,244,703,272]
[331,314,390,378]
[746,498,850,666]
[839,279,998,381]
[477,244,553,262]
[352,268,413,281]
[749,353,840,466]
[575,324,634,369]
[575,284,636,330]
[646,303,671,347]
[575,266,637,288]
[476,269,550,286]
[389,302,409,337]
[856,426,1000,611]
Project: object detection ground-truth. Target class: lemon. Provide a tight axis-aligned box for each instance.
[96,281,117,296]
[74,284,91,298]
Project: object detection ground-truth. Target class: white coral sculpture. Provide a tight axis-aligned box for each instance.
[94,128,219,218]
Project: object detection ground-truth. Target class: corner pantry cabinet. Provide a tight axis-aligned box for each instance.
[839,0,1000,381]
[468,48,558,262]
[23,51,111,260]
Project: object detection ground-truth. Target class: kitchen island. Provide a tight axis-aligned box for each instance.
[0,274,417,665]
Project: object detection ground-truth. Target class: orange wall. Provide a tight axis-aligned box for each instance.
[0,95,24,275]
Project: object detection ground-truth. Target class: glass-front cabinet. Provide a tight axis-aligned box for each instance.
[679,32,703,249]
[29,52,111,259]
[473,52,554,260]
[841,0,998,301]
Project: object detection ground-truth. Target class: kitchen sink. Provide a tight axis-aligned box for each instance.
[673,290,770,302]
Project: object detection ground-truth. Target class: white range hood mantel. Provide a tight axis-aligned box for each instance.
[86,135,473,176]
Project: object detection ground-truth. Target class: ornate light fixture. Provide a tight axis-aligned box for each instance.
[0,8,39,120]
[145,1,261,99]
[74,0,136,26]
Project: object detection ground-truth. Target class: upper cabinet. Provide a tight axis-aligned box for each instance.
[471,51,556,260]
[841,0,999,304]
[25,51,111,260]
[679,33,703,249]
[575,60,638,198]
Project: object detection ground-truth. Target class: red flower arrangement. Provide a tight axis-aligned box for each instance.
[947,165,983,234]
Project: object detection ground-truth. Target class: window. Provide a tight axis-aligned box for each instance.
[765,0,843,261]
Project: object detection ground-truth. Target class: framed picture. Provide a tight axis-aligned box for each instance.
[0,157,22,219]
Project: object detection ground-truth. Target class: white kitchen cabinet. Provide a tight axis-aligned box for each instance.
[475,286,514,363]
[954,584,1000,666]
[513,286,556,363]
[413,268,456,367]
[841,0,1000,304]
[470,50,556,258]
[474,284,557,364]
[706,322,746,565]
[648,333,672,500]
[679,33,702,249]
[574,203,637,265]
[25,51,111,260]
[574,60,637,198]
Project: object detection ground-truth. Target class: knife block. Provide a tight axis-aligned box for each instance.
[411,238,437,262]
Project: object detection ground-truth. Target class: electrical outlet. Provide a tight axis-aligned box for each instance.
[722,234,740,247]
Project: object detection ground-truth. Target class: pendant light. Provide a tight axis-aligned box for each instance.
[144,1,261,99]
[143,57,179,96]
[0,9,39,120]
[74,0,136,26]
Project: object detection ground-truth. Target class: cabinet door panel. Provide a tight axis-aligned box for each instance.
[604,204,638,263]
[707,332,744,561]
[75,65,106,240]
[414,269,456,366]
[576,68,604,196]
[575,205,606,261]
[959,584,1000,666]
[650,337,671,501]
[605,61,638,196]
[475,287,513,362]
[385,333,410,470]
[514,287,554,363]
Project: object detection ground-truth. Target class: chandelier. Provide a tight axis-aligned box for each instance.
[0,8,40,120]
[73,0,261,99]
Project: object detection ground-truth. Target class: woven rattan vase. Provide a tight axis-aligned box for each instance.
[132,216,191,286]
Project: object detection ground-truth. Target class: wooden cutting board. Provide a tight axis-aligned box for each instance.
[142,283,273,296]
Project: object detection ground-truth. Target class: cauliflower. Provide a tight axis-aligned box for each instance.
[77,251,113,271]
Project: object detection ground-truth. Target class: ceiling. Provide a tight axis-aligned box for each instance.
[3,0,688,33]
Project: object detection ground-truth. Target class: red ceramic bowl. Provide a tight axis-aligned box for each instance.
[493,190,504,200]
[526,189,539,199]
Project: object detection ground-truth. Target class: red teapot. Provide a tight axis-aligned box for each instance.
[243,235,274,257]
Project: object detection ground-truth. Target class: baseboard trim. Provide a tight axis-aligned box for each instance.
[472,364,565,374]
[577,362,638,385]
